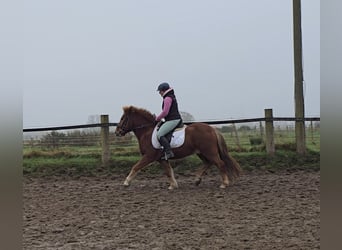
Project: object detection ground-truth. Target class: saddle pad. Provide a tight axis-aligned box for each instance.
[152,125,186,149]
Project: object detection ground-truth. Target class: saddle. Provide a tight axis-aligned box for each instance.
[163,120,184,142]
[151,120,186,149]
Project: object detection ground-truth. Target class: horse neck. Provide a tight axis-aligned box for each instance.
[132,126,153,141]
[131,116,154,140]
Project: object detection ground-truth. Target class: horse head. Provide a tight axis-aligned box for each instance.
[115,106,155,136]
[115,106,133,136]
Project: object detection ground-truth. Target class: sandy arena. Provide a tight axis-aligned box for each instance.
[23,170,320,249]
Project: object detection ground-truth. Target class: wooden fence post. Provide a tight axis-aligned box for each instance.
[259,121,264,138]
[264,109,275,155]
[232,123,241,151]
[310,120,314,143]
[100,115,110,166]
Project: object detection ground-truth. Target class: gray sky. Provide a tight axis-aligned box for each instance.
[23,0,320,128]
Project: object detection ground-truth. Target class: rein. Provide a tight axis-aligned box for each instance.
[132,122,155,131]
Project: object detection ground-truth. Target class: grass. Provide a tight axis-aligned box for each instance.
[23,147,320,177]
[23,156,101,176]
[23,129,320,176]
[233,150,320,172]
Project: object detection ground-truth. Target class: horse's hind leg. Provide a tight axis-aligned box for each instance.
[204,155,229,188]
[195,154,211,186]
[195,164,210,186]
[159,160,178,190]
[216,159,230,188]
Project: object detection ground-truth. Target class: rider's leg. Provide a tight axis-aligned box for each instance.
[157,119,180,160]
[159,136,174,159]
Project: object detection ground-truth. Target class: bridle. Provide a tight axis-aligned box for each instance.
[119,115,130,134]
[117,114,155,135]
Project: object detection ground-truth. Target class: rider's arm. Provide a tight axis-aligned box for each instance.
[155,97,172,121]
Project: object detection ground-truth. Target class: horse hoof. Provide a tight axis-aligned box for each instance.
[168,183,178,190]
[219,184,227,189]
[123,181,130,186]
[195,178,202,186]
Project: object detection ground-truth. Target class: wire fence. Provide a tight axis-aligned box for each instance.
[23,119,320,154]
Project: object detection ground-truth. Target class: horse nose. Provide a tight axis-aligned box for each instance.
[115,129,122,136]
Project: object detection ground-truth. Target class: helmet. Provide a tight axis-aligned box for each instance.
[157,82,170,91]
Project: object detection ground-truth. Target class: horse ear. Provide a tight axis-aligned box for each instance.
[123,105,136,114]
[123,106,131,113]
[129,106,137,113]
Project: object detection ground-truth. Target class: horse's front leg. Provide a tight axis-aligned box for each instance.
[124,156,154,186]
[159,160,178,190]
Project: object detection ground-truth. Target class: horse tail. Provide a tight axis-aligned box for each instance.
[215,129,242,182]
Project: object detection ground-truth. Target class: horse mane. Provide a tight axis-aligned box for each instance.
[123,106,155,122]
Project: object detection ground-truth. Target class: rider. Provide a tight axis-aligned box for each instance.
[155,82,182,160]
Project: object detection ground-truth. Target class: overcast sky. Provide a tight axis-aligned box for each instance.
[23,0,320,128]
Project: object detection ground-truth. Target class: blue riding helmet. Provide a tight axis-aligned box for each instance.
[157,82,170,91]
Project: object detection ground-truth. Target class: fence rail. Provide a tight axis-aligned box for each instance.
[23,112,320,166]
[23,117,319,132]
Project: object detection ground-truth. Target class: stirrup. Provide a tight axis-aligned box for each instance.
[161,151,174,160]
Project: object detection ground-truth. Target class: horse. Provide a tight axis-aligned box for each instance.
[115,106,242,189]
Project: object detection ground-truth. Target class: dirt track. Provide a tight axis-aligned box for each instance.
[23,170,320,249]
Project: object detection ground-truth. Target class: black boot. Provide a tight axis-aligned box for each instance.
[159,136,174,160]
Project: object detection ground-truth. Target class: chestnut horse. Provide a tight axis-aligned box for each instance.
[115,106,241,189]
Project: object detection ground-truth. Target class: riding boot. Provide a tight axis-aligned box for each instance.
[159,136,174,160]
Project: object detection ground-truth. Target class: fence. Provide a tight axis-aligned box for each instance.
[23,110,320,166]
